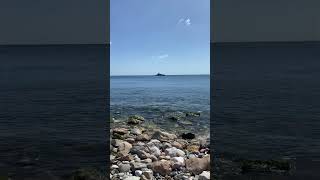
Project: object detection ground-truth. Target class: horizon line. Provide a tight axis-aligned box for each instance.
[110,74,210,76]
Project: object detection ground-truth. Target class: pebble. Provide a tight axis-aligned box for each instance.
[111,120,210,180]
[165,147,185,157]
[135,170,143,176]
[198,171,210,180]
[119,163,131,173]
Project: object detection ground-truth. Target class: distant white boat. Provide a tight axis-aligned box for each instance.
[155,73,165,76]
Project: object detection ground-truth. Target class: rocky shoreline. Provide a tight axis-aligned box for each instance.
[110,115,211,180]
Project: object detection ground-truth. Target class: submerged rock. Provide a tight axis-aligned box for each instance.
[186,112,201,117]
[128,115,145,125]
[152,130,177,142]
[166,112,185,121]
[181,132,196,140]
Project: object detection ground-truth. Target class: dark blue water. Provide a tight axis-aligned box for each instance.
[0,45,108,178]
[213,42,320,177]
[111,75,210,133]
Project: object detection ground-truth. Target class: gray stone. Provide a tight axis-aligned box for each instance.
[198,171,210,180]
[131,128,142,135]
[165,147,185,157]
[119,163,131,173]
[171,157,185,169]
[135,170,143,176]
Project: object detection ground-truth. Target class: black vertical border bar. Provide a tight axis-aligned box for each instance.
[106,0,111,178]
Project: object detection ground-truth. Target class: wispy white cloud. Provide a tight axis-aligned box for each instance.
[185,18,191,26]
[177,18,192,26]
[152,54,169,60]
[158,54,169,59]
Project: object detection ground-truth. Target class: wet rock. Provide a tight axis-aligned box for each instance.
[165,147,185,157]
[186,112,201,117]
[128,115,145,125]
[167,112,185,121]
[151,160,172,176]
[186,155,210,175]
[198,171,210,180]
[181,133,196,140]
[152,130,177,142]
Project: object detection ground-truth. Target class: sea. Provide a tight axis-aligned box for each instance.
[0,45,108,179]
[213,42,320,178]
[1,43,320,179]
[110,75,210,135]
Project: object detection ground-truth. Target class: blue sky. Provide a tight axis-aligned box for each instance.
[111,0,210,75]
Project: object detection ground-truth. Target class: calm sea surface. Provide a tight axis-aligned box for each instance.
[111,75,210,134]
[213,42,320,178]
[0,45,107,179]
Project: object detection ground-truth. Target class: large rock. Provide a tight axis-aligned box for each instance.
[128,115,145,125]
[198,171,210,180]
[136,134,150,141]
[151,160,172,176]
[186,155,210,175]
[131,128,142,135]
[171,157,185,169]
[113,128,129,135]
[152,130,177,142]
[112,139,132,156]
[165,147,185,157]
